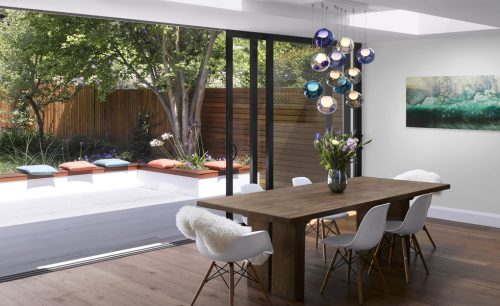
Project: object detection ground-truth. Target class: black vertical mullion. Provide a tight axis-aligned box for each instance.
[344,48,352,135]
[353,42,363,177]
[249,38,258,184]
[265,38,274,190]
[225,31,234,219]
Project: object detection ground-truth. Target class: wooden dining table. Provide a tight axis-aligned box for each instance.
[197,176,450,301]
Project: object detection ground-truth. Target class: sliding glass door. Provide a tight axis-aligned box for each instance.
[272,40,345,188]
[225,31,361,195]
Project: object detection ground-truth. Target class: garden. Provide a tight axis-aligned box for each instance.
[0,9,313,176]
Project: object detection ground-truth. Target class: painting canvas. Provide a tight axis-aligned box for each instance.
[406,75,500,130]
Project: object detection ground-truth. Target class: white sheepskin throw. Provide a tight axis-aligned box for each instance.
[393,169,442,195]
[176,206,251,255]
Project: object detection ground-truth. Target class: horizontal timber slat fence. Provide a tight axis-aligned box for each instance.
[0,87,343,187]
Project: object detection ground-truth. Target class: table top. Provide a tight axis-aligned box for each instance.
[197,176,451,223]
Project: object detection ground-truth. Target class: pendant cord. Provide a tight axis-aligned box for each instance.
[364,9,367,46]
[311,3,314,80]
[352,9,355,42]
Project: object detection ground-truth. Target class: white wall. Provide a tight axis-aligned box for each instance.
[363,33,500,227]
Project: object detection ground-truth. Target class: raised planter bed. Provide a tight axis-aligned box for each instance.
[0,163,251,203]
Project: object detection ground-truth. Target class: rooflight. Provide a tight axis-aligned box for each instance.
[165,0,243,11]
[349,10,496,35]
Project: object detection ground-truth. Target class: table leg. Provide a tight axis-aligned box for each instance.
[356,206,371,227]
[271,222,305,300]
[388,199,410,220]
[247,217,271,291]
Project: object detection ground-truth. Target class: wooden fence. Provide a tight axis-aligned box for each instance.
[201,88,344,188]
[0,87,343,187]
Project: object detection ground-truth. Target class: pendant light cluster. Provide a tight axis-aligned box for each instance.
[304,4,376,115]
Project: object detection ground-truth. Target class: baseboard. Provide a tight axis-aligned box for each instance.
[428,205,500,228]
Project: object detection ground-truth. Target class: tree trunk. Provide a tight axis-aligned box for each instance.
[154,30,220,158]
[26,97,45,147]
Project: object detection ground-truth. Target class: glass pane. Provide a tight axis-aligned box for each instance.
[273,41,343,188]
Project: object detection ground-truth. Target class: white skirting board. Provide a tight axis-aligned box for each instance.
[428,205,500,228]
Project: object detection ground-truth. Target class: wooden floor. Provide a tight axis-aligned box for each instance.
[1,218,500,306]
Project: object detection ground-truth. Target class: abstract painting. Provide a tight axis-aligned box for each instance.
[406,75,500,130]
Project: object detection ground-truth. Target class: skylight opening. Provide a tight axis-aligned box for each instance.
[165,0,243,11]
[349,10,497,35]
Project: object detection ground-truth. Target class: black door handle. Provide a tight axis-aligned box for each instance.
[231,143,238,161]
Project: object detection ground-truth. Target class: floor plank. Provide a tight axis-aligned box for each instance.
[1,218,499,306]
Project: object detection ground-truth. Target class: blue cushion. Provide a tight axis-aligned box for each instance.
[93,158,130,168]
[17,165,58,176]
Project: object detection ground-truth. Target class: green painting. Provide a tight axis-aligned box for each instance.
[406,75,500,130]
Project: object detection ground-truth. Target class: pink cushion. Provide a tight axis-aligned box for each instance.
[59,161,98,171]
[204,161,242,171]
[147,159,183,169]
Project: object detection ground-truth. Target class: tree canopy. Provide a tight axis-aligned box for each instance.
[0,8,316,154]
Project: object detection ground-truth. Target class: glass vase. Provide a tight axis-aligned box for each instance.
[328,168,347,193]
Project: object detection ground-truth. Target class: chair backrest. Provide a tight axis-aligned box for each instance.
[393,169,441,184]
[396,194,433,235]
[241,183,264,194]
[292,177,312,186]
[348,203,390,251]
[394,169,442,198]
[196,230,273,263]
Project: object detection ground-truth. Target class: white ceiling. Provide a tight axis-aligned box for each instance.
[0,0,498,42]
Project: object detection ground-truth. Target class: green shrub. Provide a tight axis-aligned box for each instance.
[62,135,118,161]
[4,131,62,167]
[129,112,153,162]
[118,151,134,162]
[0,128,61,155]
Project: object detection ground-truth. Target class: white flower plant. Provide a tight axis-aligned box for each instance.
[150,132,211,170]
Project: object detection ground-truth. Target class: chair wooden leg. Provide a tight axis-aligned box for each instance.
[371,251,388,293]
[411,234,429,275]
[423,225,437,249]
[229,262,235,306]
[332,220,341,235]
[401,236,410,283]
[388,234,395,265]
[322,219,327,263]
[248,262,273,306]
[347,250,352,283]
[191,261,215,306]
[356,252,363,305]
[320,249,340,295]
[315,218,320,249]
[367,241,381,275]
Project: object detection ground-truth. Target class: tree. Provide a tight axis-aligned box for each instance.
[66,20,221,155]
[0,10,99,145]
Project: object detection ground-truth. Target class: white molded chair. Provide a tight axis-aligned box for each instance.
[393,169,441,248]
[238,183,264,224]
[192,230,273,306]
[371,194,433,283]
[292,176,352,262]
[241,183,264,194]
[320,203,390,304]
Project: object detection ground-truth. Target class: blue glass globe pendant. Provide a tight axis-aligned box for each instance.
[334,78,352,95]
[357,47,375,64]
[304,80,323,100]
[313,28,335,48]
[329,50,346,69]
